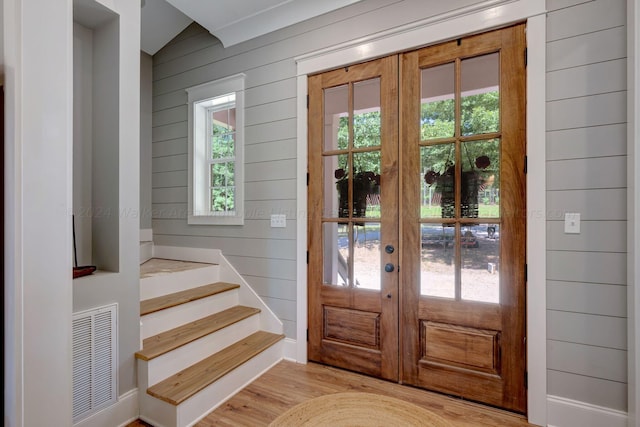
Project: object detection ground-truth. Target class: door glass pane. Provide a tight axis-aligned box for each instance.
[461,53,499,136]
[324,84,349,151]
[420,224,455,298]
[324,154,349,218]
[323,222,349,286]
[421,63,455,140]
[353,222,381,290]
[462,139,500,218]
[352,151,381,219]
[461,223,499,303]
[353,78,381,148]
[421,144,455,219]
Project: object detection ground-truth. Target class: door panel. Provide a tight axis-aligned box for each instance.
[401,24,526,413]
[308,56,399,381]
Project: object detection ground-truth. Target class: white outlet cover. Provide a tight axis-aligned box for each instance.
[564,212,580,234]
[270,214,286,228]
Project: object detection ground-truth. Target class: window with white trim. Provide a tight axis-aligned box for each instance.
[187,74,245,225]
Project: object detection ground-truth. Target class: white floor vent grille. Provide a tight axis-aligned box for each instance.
[72,304,117,424]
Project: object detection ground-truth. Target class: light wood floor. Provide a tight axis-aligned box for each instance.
[198,361,531,426]
[140,258,213,279]
[128,361,532,426]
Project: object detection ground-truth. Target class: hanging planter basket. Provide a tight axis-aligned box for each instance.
[335,169,379,220]
[434,170,481,218]
[426,153,490,219]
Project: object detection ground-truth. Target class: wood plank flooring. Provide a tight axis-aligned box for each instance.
[196,361,532,426]
[140,258,214,279]
[128,360,533,426]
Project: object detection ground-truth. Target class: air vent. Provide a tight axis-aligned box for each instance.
[72,304,117,423]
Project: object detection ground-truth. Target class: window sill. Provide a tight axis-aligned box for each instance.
[188,214,244,226]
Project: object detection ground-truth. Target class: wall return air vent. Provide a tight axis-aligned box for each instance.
[72,304,118,423]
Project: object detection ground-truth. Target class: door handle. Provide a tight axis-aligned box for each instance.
[384,263,395,273]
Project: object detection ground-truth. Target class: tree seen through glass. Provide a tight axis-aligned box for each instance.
[420,91,500,218]
[210,107,236,212]
[334,92,499,186]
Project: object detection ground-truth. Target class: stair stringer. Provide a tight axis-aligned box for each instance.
[152,245,284,335]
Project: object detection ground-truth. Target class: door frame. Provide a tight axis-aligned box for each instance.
[294,0,546,424]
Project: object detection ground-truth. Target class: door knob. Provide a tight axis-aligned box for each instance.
[384,263,395,273]
[385,244,395,254]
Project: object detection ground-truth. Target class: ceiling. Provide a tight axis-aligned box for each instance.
[141,0,362,56]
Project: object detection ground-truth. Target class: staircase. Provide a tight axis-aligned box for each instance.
[137,256,285,427]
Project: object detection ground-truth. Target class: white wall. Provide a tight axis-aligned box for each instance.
[4,0,74,425]
[72,0,141,399]
[5,0,140,425]
[141,52,153,230]
[0,0,4,83]
[73,22,93,266]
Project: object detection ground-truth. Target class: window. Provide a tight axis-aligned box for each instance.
[187,74,245,225]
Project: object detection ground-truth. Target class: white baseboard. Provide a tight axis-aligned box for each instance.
[547,395,627,427]
[140,228,153,242]
[74,388,139,427]
[283,338,300,362]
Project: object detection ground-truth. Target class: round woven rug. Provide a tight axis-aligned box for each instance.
[269,392,453,427]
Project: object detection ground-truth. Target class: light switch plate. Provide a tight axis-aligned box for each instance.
[270,214,286,228]
[564,212,580,234]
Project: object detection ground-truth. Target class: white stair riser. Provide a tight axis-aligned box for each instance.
[180,341,284,427]
[140,242,153,265]
[140,265,220,300]
[145,315,260,387]
[138,341,283,427]
[141,290,239,339]
[138,364,175,427]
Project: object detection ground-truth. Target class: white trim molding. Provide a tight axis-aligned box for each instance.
[295,0,547,424]
[140,228,153,242]
[547,395,628,427]
[628,1,640,426]
[283,338,298,362]
[186,73,246,226]
[525,13,547,427]
[73,389,139,427]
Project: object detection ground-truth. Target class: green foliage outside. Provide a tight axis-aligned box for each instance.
[336,112,382,174]
[334,91,501,217]
[210,117,236,212]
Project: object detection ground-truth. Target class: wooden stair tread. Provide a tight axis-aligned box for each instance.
[147,331,285,405]
[135,305,260,361]
[140,282,239,316]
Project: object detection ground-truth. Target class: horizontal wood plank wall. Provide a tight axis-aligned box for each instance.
[150,0,489,339]
[546,0,628,411]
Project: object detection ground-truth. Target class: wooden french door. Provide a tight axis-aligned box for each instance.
[307,56,400,381]
[308,24,527,413]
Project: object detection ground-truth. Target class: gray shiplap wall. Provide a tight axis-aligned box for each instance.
[150,0,629,411]
[151,0,491,339]
[546,0,627,411]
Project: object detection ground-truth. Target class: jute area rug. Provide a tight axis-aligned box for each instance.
[269,392,454,426]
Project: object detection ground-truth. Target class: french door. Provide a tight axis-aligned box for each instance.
[307,55,400,381]
[308,24,527,413]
